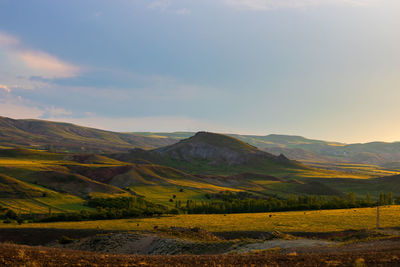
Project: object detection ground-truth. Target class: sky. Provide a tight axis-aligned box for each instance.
[0,0,400,143]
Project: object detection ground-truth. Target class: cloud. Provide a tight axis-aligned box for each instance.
[0,31,81,79]
[148,0,191,15]
[224,0,378,10]
[175,8,191,15]
[19,51,80,78]
[148,0,171,11]
[0,94,44,119]
[0,84,11,93]
[41,106,72,118]
[0,32,19,47]
[0,92,73,122]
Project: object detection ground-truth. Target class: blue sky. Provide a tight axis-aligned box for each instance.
[0,0,399,143]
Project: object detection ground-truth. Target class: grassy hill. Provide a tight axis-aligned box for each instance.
[3,116,400,166]
[0,129,399,214]
[0,144,376,214]
[134,132,400,168]
[113,132,307,176]
[0,116,176,153]
[108,132,390,200]
[0,174,45,198]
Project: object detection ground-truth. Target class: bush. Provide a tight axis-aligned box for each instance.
[5,210,18,220]
[59,236,75,244]
[169,208,180,215]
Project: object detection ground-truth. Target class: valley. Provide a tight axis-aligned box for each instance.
[0,117,400,266]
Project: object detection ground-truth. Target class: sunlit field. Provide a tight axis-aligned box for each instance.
[2,205,399,233]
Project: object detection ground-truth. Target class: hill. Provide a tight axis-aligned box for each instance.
[155,132,274,164]
[133,132,400,167]
[3,116,400,166]
[0,127,397,214]
[112,132,305,175]
[0,116,176,153]
[0,174,45,198]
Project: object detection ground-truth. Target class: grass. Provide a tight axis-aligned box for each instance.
[304,161,400,177]
[132,185,209,206]
[2,205,399,233]
[0,147,399,214]
[0,193,92,214]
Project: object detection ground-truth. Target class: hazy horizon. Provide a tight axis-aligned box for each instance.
[1,0,400,143]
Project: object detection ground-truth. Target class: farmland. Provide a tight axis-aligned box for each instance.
[1,205,399,233]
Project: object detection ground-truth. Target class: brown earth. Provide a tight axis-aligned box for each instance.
[1,241,400,267]
[2,228,400,266]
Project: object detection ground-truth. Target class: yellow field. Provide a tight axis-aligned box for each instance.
[0,194,91,214]
[2,206,399,233]
[296,168,373,179]
[302,161,400,178]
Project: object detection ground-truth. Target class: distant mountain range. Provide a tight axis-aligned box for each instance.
[135,132,400,168]
[2,116,400,167]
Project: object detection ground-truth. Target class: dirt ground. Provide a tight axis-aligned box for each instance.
[1,241,400,266]
[2,228,400,266]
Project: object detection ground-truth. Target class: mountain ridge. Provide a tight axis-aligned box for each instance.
[0,116,176,153]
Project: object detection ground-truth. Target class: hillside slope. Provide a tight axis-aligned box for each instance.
[0,174,45,198]
[0,116,176,153]
[111,132,306,175]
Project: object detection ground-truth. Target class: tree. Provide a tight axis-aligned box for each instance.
[5,210,18,220]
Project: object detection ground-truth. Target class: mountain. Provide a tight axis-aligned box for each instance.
[134,132,344,151]
[0,116,176,153]
[155,132,281,165]
[4,116,400,166]
[133,132,400,166]
[111,132,306,175]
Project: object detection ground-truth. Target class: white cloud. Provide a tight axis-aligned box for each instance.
[42,106,72,117]
[0,94,44,119]
[175,8,191,15]
[19,51,80,78]
[0,84,11,93]
[0,92,72,120]
[148,0,171,11]
[148,1,191,15]
[0,32,19,47]
[0,31,81,80]
[224,0,378,10]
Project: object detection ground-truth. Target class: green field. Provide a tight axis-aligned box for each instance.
[2,205,399,233]
[1,136,400,215]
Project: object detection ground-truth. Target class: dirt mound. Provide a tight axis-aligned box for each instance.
[55,232,232,255]
[231,239,334,254]
[158,227,221,241]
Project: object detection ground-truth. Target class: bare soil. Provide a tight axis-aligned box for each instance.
[1,241,400,266]
[2,227,400,266]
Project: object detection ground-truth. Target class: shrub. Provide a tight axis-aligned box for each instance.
[169,208,180,215]
[59,236,75,244]
[5,210,18,220]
